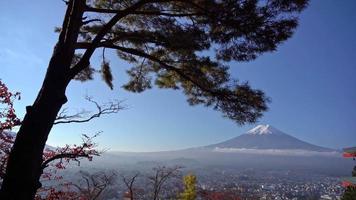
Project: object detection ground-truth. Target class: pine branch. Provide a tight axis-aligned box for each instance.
[83,43,219,95]
[82,19,102,25]
[69,0,158,79]
[85,6,202,17]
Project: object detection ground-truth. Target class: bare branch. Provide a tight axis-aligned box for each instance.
[54,96,124,125]
[121,173,140,200]
[149,165,183,200]
[74,171,117,200]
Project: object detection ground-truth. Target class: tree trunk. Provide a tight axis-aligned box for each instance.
[0,75,69,199]
[0,0,85,199]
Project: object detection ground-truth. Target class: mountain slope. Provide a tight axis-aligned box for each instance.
[206,125,333,152]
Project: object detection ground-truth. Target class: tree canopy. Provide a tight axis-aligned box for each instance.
[72,0,308,124]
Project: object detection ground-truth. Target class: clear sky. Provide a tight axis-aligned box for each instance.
[0,0,355,152]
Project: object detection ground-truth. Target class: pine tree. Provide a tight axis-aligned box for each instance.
[0,1,308,199]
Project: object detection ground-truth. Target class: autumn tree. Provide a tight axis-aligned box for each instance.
[34,134,101,200]
[341,165,356,200]
[0,80,120,198]
[180,174,197,200]
[0,0,308,199]
[0,80,21,180]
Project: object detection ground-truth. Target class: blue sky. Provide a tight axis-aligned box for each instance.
[0,0,355,152]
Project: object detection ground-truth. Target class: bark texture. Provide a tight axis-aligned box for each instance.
[0,0,85,199]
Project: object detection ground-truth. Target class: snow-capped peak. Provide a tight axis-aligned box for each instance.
[246,124,283,135]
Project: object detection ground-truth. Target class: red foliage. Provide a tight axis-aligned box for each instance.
[35,184,79,200]
[0,80,99,199]
[0,80,20,178]
[0,80,21,131]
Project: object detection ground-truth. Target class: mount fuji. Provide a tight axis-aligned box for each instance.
[204,124,334,152]
[84,125,351,176]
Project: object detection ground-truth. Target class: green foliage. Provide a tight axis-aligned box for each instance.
[123,63,152,93]
[342,187,356,200]
[101,61,114,90]
[77,0,308,124]
[180,174,197,200]
[72,53,95,82]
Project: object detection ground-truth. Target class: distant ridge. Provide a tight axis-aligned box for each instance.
[205,125,334,152]
[0,131,55,150]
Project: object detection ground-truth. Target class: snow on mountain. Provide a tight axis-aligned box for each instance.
[205,125,335,153]
[246,124,284,135]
